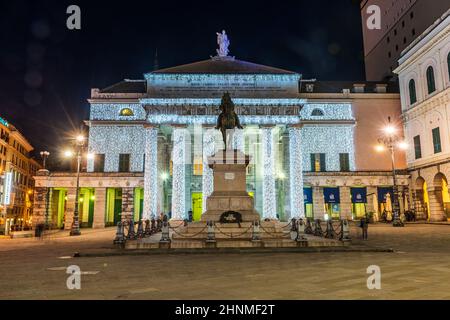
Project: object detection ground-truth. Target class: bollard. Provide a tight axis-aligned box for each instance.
[156,219,162,232]
[252,220,261,241]
[325,219,335,239]
[290,218,298,240]
[313,219,323,237]
[206,221,216,243]
[159,221,170,243]
[296,218,307,241]
[137,220,144,239]
[113,221,126,245]
[127,218,136,240]
[144,219,151,236]
[305,219,313,234]
[340,219,351,242]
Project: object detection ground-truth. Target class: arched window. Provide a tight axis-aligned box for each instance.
[311,109,324,116]
[409,79,417,105]
[426,66,436,94]
[447,52,450,81]
[119,108,134,116]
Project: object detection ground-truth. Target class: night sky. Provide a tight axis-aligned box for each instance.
[0,0,364,168]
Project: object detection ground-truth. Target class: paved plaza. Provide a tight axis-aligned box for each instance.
[0,224,449,300]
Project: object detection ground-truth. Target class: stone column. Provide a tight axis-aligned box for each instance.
[64,188,77,230]
[340,186,352,220]
[92,187,106,228]
[32,187,47,228]
[121,187,134,221]
[288,126,305,218]
[202,127,216,214]
[261,126,277,219]
[232,128,245,152]
[32,170,51,228]
[398,186,405,217]
[427,187,447,221]
[413,189,426,220]
[171,126,188,220]
[312,186,325,220]
[143,125,159,220]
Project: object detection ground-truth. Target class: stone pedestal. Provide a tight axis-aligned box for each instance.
[201,149,260,222]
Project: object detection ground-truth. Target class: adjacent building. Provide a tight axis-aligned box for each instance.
[33,39,409,229]
[395,9,450,221]
[361,0,450,81]
[0,116,41,234]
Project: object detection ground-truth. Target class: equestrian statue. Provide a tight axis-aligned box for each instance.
[216,92,243,150]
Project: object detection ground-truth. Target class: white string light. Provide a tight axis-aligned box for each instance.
[262,127,277,219]
[141,98,306,106]
[143,127,158,219]
[301,126,355,171]
[90,104,146,121]
[87,125,145,172]
[289,127,305,218]
[202,129,216,214]
[171,128,187,220]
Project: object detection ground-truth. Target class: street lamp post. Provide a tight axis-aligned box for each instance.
[40,151,50,229]
[67,135,85,236]
[40,151,50,170]
[377,117,405,227]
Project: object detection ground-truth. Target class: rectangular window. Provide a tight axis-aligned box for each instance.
[193,157,203,176]
[339,153,350,172]
[310,153,326,172]
[118,154,130,172]
[413,135,422,159]
[94,154,105,172]
[432,127,442,154]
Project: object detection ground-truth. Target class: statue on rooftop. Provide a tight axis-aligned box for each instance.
[216,92,243,150]
[216,30,230,57]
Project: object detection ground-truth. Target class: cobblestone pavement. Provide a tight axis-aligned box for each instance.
[0,224,449,300]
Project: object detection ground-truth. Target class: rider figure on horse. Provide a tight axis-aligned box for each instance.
[216,92,243,150]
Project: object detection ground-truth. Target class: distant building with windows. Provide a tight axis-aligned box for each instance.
[361,0,450,81]
[0,116,41,234]
[32,41,408,230]
[395,9,450,221]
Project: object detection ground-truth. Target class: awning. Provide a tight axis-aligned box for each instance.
[351,187,367,203]
[304,188,313,204]
[377,187,394,203]
[323,187,340,204]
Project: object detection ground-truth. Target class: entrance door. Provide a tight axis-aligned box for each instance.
[192,193,203,221]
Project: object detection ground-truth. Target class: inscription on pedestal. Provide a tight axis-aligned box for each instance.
[225,173,235,180]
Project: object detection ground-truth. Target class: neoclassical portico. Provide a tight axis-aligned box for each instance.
[140,108,307,221]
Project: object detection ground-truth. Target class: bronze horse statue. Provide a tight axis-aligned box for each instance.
[215,92,243,149]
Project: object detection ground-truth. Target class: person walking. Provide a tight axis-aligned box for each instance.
[360,216,369,240]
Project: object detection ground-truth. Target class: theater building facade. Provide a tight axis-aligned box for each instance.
[33,55,409,229]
